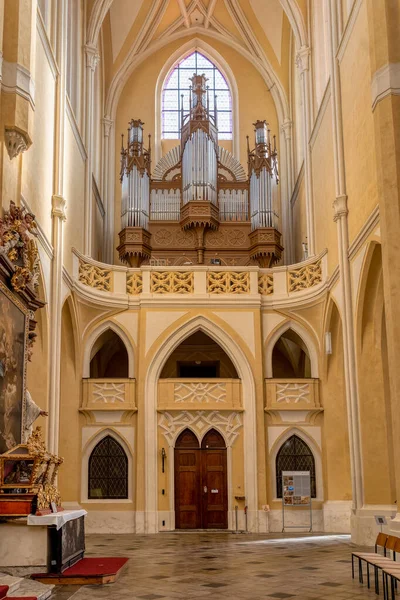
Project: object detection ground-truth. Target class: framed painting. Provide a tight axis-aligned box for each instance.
[0,280,29,454]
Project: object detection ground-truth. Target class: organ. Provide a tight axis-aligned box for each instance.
[118,73,283,267]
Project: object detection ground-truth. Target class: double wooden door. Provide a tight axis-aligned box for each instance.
[174,429,228,530]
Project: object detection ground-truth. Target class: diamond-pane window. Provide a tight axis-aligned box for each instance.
[276,435,316,498]
[161,51,232,140]
[89,436,128,499]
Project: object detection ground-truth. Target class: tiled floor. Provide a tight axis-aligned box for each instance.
[50,532,380,600]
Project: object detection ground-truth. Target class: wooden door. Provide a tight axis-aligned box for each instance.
[201,429,228,529]
[174,430,201,529]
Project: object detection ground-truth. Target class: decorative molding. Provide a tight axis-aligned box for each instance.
[337,0,363,63]
[1,59,35,109]
[295,45,311,74]
[207,271,250,294]
[36,7,59,80]
[102,116,113,137]
[348,205,380,260]
[65,97,87,161]
[20,194,53,259]
[310,79,332,148]
[93,382,126,403]
[280,119,293,141]
[290,161,305,208]
[92,175,105,218]
[127,272,143,295]
[84,43,100,71]
[79,260,112,291]
[158,410,243,446]
[371,62,400,111]
[333,195,348,222]
[4,127,31,160]
[174,382,227,404]
[258,273,274,295]
[288,260,322,292]
[276,382,310,404]
[52,195,67,220]
[150,271,194,293]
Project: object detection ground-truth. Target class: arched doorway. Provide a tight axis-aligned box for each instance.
[174,428,227,530]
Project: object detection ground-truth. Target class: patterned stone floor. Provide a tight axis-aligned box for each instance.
[49,532,380,600]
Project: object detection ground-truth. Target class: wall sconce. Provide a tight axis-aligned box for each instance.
[161,447,167,473]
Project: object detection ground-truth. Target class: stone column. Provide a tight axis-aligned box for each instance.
[281,119,294,264]
[102,116,114,264]
[48,0,67,455]
[366,0,400,534]
[83,43,100,257]
[48,195,66,454]
[327,0,364,519]
[295,46,315,256]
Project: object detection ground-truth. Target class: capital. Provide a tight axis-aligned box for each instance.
[333,195,348,222]
[281,119,292,141]
[85,44,100,71]
[52,195,67,221]
[296,46,311,74]
[4,127,32,160]
[102,116,113,137]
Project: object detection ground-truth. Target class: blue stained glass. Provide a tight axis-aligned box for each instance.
[162,51,232,141]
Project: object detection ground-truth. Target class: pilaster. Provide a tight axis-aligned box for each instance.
[102,116,114,264]
[281,119,294,264]
[48,194,66,455]
[295,45,315,256]
[83,44,100,257]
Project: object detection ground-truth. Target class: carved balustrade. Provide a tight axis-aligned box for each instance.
[265,379,321,422]
[158,379,242,411]
[81,379,136,412]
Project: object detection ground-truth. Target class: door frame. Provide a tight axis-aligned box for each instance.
[170,426,233,530]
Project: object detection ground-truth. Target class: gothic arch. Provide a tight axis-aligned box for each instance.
[154,39,240,162]
[144,314,257,533]
[81,427,133,503]
[265,319,319,378]
[355,241,383,351]
[83,320,135,378]
[269,427,323,500]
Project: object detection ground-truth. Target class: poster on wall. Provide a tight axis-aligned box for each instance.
[282,471,311,506]
[0,281,28,455]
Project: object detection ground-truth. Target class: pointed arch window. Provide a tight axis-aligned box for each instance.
[88,436,128,499]
[162,51,232,140]
[276,435,316,498]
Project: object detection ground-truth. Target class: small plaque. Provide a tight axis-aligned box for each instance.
[51,501,58,514]
[211,489,218,493]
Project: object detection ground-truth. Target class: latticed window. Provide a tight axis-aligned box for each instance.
[88,436,128,499]
[162,51,232,140]
[276,435,316,498]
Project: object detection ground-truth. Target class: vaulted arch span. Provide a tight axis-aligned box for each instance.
[144,315,258,533]
[83,320,135,378]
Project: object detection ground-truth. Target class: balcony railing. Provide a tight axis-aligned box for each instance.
[81,379,136,411]
[265,379,320,411]
[158,379,242,411]
[72,248,327,299]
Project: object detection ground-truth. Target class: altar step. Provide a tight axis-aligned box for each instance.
[0,575,53,600]
[31,557,129,586]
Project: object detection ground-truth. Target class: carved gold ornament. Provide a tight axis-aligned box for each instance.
[126,272,143,295]
[79,261,112,291]
[258,273,274,295]
[207,271,250,294]
[0,201,40,292]
[150,271,194,293]
[288,260,322,292]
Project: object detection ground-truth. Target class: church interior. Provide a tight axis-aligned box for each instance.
[0,0,399,598]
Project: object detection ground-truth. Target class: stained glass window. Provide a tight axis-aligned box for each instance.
[162,51,232,140]
[276,435,316,498]
[88,436,128,499]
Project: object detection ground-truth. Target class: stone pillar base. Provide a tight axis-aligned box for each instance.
[323,501,352,533]
[351,505,397,546]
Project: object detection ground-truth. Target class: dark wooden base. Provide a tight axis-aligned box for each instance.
[0,493,37,516]
[32,573,120,585]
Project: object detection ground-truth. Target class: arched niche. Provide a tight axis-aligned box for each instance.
[81,427,133,503]
[83,321,135,378]
[270,427,323,501]
[271,329,311,378]
[160,330,239,379]
[266,320,319,378]
[275,434,316,497]
[90,329,129,378]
